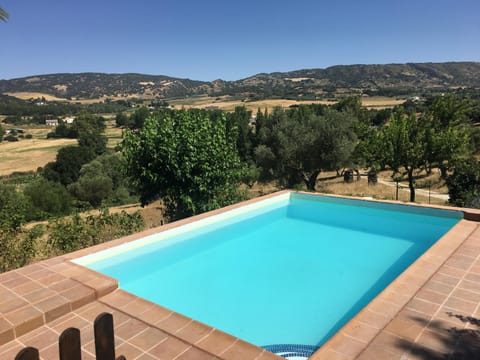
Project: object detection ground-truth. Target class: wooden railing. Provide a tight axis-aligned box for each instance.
[15,313,125,360]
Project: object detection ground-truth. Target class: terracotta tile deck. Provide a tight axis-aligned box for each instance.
[0,191,480,359]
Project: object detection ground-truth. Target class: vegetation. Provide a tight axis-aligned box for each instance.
[48,209,144,254]
[24,178,73,220]
[447,159,480,208]
[0,183,42,272]
[123,109,245,219]
[254,106,357,189]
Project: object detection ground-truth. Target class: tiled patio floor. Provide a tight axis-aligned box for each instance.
[1,192,479,360]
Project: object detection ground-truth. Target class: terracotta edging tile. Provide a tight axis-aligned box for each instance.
[4,306,44,338]
[175,320,213,344]
[33,295,71,323]
[219,339,264,359]
[175,346,217,360]
[129,326,169,352]
[0,317,15,346]
[195,329,237,356]
[148,336,190,359]
[155,312,192,334]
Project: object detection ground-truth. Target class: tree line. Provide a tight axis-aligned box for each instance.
[120,94,479,214]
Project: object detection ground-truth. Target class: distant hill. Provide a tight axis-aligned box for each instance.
[1,62,479,101]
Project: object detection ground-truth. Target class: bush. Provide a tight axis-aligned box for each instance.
[0,183,43,272]
[24,178,72,220]
[5,134,18,142]
[0,183,30,230]
[0,225,44,272]
[48,209,145,254]
[447,159,480,208]
[68,175,113,207]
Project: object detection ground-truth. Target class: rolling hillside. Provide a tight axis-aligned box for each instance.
[1,62,479,101]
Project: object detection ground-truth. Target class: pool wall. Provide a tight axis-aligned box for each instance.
[67,191,480,359]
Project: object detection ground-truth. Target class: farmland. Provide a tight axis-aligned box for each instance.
[0,124,122,176]
[169,96,404,112]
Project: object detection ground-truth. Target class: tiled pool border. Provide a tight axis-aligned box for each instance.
[1,190,479,359]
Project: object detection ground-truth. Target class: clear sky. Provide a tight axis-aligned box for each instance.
[1,0,479,81]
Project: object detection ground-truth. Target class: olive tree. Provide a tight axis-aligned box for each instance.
[122,109,245,219]
[255,107,357,190]
[380,113,426,202]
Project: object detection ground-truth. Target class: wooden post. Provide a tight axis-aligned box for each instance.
[15,312,125,360]
[15,347,39,360]
[59,328,82,360]
[94,312,116,360]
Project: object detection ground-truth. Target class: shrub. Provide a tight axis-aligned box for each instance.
[24,179,72,220]
[447,159,480,208]
[48,209,144,254]
[5,134,18,142]
[0,225,44,272]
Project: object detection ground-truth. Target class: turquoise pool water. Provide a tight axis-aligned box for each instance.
[75,193,462,349]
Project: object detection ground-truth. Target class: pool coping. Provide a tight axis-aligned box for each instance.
[1,190,479,359]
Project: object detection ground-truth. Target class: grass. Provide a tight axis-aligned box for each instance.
[0,136,77,175]
[316,170,449,206]
[16,144,72,153]
[105,126,123,148]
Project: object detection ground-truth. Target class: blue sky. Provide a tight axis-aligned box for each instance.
[1,0,479,81]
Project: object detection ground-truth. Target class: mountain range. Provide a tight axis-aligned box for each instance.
[1,62,479,101]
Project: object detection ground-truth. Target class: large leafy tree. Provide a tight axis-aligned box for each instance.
[73,113,108,156]
[67,153,132,207]
[423,95,471,178]
[255,107,357,190]
[42,145,96,186]
[122,109,245,219]
[227,106,254,162]
[380,113,427,202]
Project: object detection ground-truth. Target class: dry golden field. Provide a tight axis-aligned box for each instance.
[0,128,76,175]
[170,97,335,112]
[104,125,123,148]
[361,96,406,109]
[4,91,405,112]
[0,125,123,176]
[169,96,404,112]
[4,92,68,101]
[4,92,146,105]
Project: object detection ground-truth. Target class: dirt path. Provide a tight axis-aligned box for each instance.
[377,179,450,201]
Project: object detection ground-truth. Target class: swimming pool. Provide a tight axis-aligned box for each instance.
[74,192,462,355]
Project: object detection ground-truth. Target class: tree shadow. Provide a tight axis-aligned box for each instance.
[396,312,480,360]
